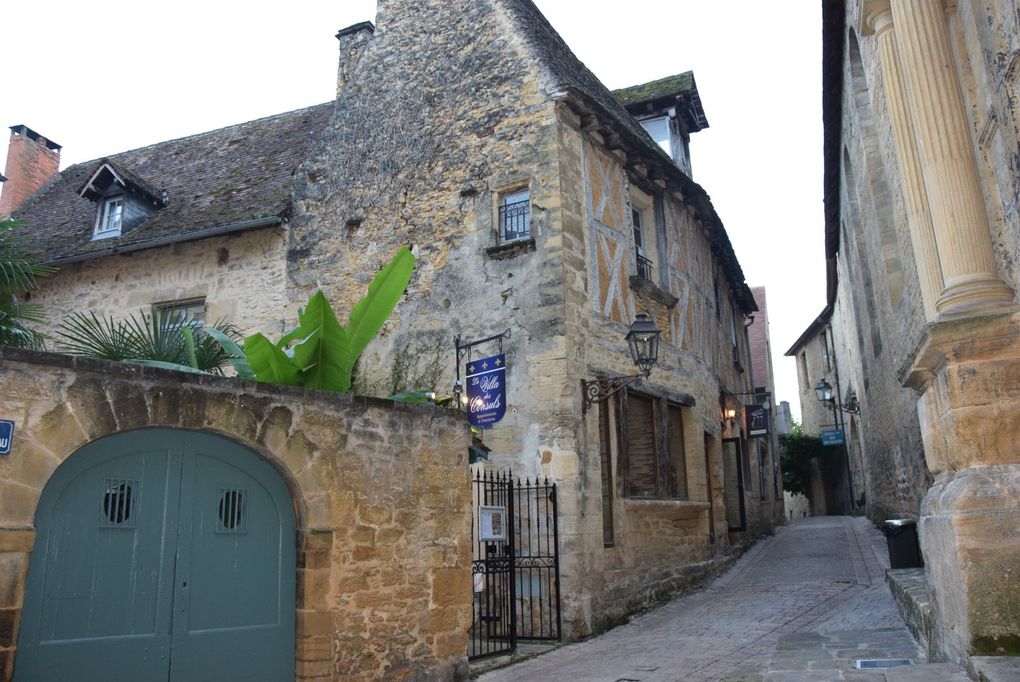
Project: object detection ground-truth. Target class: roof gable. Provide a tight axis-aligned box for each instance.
[613,72,709,133]
[78,159,168,207]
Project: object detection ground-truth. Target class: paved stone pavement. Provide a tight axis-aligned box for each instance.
[478,517,971,682]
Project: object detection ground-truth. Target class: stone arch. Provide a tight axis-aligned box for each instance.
[847,27,906,310]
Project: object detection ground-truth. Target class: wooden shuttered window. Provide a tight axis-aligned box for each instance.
[667,404,688,499]
[619,391,689,500]
[599,401,615,545]
[624,393,658,497]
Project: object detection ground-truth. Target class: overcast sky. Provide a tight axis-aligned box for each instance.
[0,0,824,420]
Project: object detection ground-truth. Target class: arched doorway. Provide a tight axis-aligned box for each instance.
[15,428,296,681]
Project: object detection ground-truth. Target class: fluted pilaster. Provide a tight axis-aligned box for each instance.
[863,4,945,321]
[888,0,1014,315]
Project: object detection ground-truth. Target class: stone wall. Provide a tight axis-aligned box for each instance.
[0,347,472,681]
[30,227,291,340]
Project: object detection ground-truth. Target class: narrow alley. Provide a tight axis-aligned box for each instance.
[478,517,969,682]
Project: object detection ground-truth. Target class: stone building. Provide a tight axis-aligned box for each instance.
[1,0,780,653]
[791,0,1020,665]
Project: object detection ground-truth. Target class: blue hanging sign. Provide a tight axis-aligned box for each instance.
[466,354,507,428]
[821,429,845,446]
[0,420,14,456]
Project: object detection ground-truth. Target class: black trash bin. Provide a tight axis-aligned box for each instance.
[882,519,924,569]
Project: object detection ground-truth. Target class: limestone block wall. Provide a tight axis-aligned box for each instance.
[29,227,290,340]
[0,348,472,681]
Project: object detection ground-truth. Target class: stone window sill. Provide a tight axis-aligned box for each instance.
[485,237,536,260]
[629,275,679,308]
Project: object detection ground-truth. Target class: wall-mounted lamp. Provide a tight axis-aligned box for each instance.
[723,407,737,420]
[582,313,661,414]
[814,378,860,414]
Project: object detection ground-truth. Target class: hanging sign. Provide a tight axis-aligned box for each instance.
[821,429,845,446]
[0,420,14,456]
[466,353,506,428]
[746,405,770,438]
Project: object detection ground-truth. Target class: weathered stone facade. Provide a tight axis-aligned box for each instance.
[29,227,291,340]
[0,348,472,681]
[798,0,1020,665]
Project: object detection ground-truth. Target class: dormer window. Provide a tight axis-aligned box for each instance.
[78,159,167,241]
[96,197,123,237]
[641,116,673,159]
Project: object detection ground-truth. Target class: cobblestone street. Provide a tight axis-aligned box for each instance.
[478,517,970,681]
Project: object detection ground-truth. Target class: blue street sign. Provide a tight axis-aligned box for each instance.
[821,429,845,446]
[0,420,14,455]
[466,354,507,428]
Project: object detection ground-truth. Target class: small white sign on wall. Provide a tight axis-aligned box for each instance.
[479,505,507,542]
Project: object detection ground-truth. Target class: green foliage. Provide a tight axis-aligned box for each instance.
[55,308,244,375]
[380,335,445,397]
[239,246,415,393]
[0,219,55,349]
[779,424,825,496]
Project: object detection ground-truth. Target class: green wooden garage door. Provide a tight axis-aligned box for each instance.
[15,429,296,682]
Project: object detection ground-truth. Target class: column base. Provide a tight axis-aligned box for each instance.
[935,275,1015,318]
[919,465,1020,663]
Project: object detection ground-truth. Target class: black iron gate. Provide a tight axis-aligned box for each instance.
[470,471,561,660]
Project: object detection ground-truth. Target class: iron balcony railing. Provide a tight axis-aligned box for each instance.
[636,254,654,281]
[499,199,530,242]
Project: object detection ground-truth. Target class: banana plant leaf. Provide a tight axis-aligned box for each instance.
[348,246,414,361]
[289,291,352,392]
[244,333,303,386]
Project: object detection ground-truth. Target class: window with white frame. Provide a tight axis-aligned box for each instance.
[630,188,655,281]
[154,298,206,327]
[498,189,530,243]
[95,197,124,237]
[640,116,673,159]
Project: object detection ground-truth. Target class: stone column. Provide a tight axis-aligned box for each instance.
[861,2,944,321]
[888,0,1014,316]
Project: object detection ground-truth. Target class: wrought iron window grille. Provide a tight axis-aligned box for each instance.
[499,198,530,243]
[636,254,654,281]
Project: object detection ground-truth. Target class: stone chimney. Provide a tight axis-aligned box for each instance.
[0,125,61,218]
[336,21,375,98]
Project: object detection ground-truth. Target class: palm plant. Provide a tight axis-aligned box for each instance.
[0,219,54,349]
[55,308,245,375]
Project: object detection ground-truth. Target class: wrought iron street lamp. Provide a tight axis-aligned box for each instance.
[582,313,661,414]
[814,378,834,403]
[814,378,860,414]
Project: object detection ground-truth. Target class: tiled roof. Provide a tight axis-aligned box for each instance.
[13,102,333,263]
[613,71,694,107]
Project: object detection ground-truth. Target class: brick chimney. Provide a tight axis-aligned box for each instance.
[335,21,375,98]
[0,125,61,218]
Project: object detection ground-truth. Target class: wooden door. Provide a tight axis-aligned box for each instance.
[15,429,295,682]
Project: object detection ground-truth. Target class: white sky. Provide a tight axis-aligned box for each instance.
[0,0,824,420]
